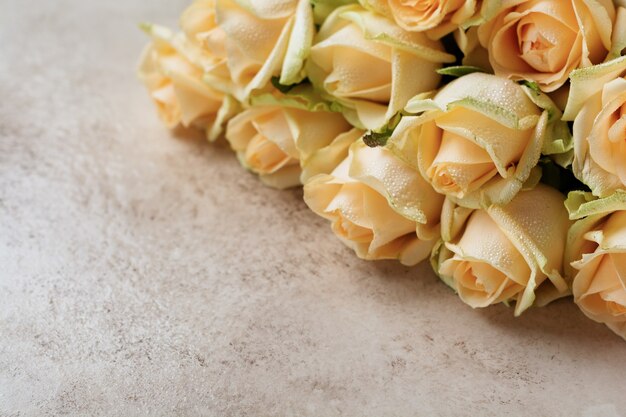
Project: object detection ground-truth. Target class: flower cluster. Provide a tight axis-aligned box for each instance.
[138,0,626,341]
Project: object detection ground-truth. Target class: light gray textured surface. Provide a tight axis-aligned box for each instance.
[1,1,626,416]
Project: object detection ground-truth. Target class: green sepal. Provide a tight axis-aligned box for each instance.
[436,65,487,78]
[249,83,341,113]
[565,190,626,220]
[362,112,402,147]
[521,83,573,167]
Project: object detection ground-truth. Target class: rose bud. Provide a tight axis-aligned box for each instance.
[477,0,616,92]
[388,72,571,209]
[562,56,626,197]
[433,184,571,315]
[304,140,443,266]
[565,191,626,341]
[226,102,357,189]
[306,4,454,130]
[138,5,238,139]
[216,0,314,101]
[179,0,232,91]
[358,0,484,39]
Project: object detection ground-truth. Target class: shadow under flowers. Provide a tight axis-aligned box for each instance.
[173,126,626,359]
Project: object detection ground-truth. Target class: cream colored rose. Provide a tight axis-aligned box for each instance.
[388,72,569,208]
[561,56,626,197]
[179,0,232,91]
[304,140,443,265]
[434,184,570,315]
[225,104,355,188]
[306,4,454,130]
[138,24,237,140]
[478,0,616,92]
[359,0,482,38]
[215,0,314,101]
[565,191,626,341]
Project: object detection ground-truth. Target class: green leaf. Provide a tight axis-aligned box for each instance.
[362,112,402,147]
[436,65,486,77]
[271,76,297,93]
[520,80,541,94]
[362,130,391,147]
[250,82,339,112]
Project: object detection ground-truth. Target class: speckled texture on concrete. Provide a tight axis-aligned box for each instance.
[1,1,626,416]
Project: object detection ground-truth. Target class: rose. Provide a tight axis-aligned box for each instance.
[304,139,444,265]
[181,0,218,40]
[225,101,356,188]
[433,184,570,315]
[565,191,626,341]
[387,72,570,209]
[477,0,616,92]
[215,0,314,101]
[138,0,240,138]
[179,0,232,90]
[562,56,626,197]
[138,23,237,140]
[305,4,454,130]
[358,0,483,38]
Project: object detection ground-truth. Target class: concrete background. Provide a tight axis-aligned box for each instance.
[1,0,625,415]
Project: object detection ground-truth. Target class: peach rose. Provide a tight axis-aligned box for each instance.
[565,191,626,341]
[306,4,454,130]
[359,0,483,38]
[478,0,616,92]
[304,140,444,265]
[179,0,232,91]
[388,72,570,208]
[138,23,237,140]
[225,103,356,188]
[562,56,626,197]
[215,0,314,101]
[434,184,570,315]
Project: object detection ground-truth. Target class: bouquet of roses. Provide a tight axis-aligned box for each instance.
[138,0,626,340]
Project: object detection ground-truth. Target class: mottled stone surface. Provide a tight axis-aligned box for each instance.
[1,1,625,416]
